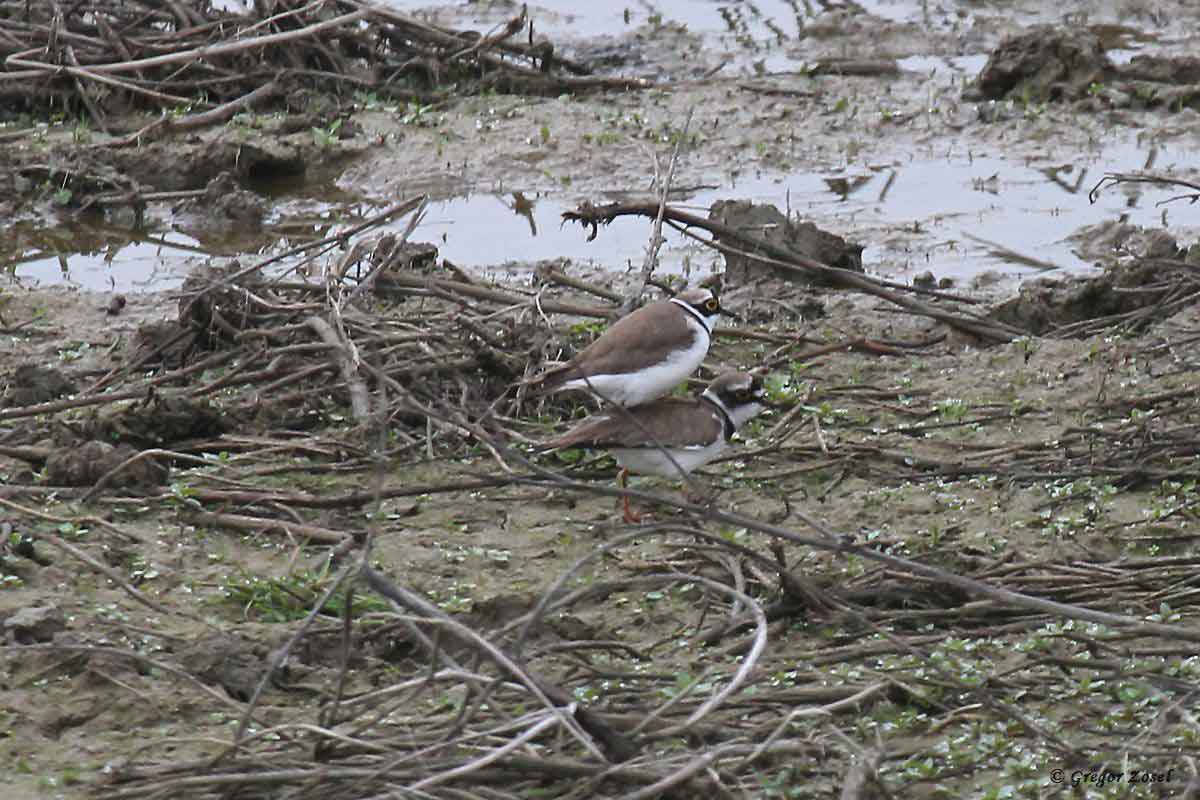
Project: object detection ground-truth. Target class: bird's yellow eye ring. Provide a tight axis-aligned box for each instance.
[704,298,719,312]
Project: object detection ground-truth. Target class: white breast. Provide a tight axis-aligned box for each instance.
[610,438,728,479]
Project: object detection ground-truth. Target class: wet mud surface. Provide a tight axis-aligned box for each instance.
[2,1,1200,798]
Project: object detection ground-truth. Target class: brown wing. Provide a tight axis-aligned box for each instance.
[557,301,698,381]
[544,398,724,450]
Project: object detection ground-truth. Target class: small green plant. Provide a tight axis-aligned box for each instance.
[935,398,970,423]
[1013,335,1039,363]
[168,481,201,509]
[400,102,435,126]
[57,341,91,362]
[426,580,476,613]
[764,373,797,405]
[803,401,846,425]
[57,522,89,539]
[231,111,259,128]
[553,448,585,465]
[311,118,343,149]
[221,568,387,622]
[568,319,607,338]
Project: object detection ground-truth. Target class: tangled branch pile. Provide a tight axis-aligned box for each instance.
[0,0,648,127]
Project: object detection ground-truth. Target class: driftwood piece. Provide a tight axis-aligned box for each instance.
[563,201,1025,343]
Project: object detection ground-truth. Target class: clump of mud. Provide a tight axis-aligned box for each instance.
[710,200,864,287]
[173,172,267,235]
[971,25,1200,110]
[177,633,269,703]
[3,605,66,644]
[970,26,1113,102]
[2,365,76,407]
[44,441,168,488]
[989,226,1190,335]
[90,395,227,448]
[128,321,199,370]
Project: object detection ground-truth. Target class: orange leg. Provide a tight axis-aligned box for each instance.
[618,468,642,524]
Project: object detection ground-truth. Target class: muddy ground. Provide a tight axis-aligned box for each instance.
[3,1,1200,798]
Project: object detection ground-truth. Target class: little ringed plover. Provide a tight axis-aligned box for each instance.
[530,287,720,407]
[543,371,770,522]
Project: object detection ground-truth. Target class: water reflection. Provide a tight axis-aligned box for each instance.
[8,132,1192,292]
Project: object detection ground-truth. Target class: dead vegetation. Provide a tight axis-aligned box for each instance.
[1,175,1200,796]
[4,2,1200,795]
[0,0,649,139]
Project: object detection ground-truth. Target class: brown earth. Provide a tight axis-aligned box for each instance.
[3,2,1200,799]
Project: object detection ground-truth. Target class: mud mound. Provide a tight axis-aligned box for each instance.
[177,634,269,703]
[44,441,168,488]
[971,26,1113,102]
[988,256,1186,336]
[173,172,267,236]
[971,26,1200,110]
[3,605,66,644]
[1120,54,1200,84]
[128,321,199,371]
[709,200,864,287]
[1069,221,1184,265]
[107,139,308,195]
[90,395,227,448]
[2,365,75,408]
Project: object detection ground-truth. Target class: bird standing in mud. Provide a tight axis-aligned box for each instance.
[528,287,721,407]
[542,371,771,523]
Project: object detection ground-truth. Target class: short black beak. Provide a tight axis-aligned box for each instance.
[719,308,742,322]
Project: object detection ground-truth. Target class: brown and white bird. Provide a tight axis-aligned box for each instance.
[529,287,721,407]
[542,371,770,522]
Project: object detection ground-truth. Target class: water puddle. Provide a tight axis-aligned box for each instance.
[898,54,989,77]
[4,205,348,292]
[409,193,684,278]
[4,220,207,293]
[691,136,1196,284]
[7,129,1195,292]
[395,133,1196,287]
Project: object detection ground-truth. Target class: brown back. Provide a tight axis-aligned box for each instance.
[547,397,725,450]
[558,299,699,380]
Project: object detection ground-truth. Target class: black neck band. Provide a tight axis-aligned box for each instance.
[702,396,737,441]
[671,298,712,333]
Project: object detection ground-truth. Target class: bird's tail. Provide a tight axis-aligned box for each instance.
[523,363,571,396]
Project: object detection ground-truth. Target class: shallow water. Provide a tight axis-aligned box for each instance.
[6,0,1197,292]
[9,128,1193,292]
[407,130,1192,286]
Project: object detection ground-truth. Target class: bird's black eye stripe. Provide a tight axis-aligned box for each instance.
[703,298,720,312]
